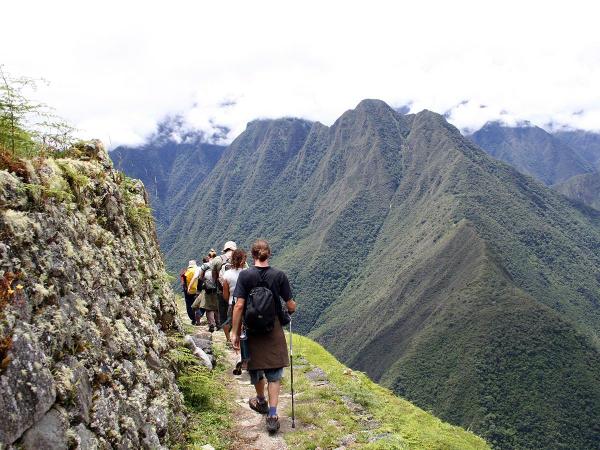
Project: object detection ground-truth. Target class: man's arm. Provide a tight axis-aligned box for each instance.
[188,268,204,292]
[222,279,230,303]
[230,298,245,352]
[211,257,222,288]
[181,273,187,294]
[280,272,295,314]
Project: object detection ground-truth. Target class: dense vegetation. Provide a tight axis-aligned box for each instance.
[142,100,600,449]
[0,67,74,159]
[111,121,225,234]
[554,171,600,210]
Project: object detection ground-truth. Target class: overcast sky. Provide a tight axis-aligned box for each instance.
[3,0,600,148]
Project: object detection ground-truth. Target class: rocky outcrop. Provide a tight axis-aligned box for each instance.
[0,142,186,448]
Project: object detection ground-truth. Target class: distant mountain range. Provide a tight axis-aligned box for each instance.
[554,129,600,170]
[111,102,600,449]
[469,123,600,211]
[111,118,225,234]
[469,122,593,185]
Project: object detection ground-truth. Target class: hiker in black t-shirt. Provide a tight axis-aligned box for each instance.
[231,239,296,434]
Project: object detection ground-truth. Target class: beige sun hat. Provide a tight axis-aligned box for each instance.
[223,241,237,252]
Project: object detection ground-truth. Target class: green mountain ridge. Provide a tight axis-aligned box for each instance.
[554,171,600,211]
[469,122,594,185]
[554,129,600,170]
[112,138,225,234]
[468,123,600,212]
[118,100,600,449]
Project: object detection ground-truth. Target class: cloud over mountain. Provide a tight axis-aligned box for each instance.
[3,1,600,148]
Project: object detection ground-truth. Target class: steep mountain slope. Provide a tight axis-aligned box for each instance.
[554,171,600,210]
[163,100,600,449]
[470,122,593,185]
[554,129,600,169]
[111,128,225,234]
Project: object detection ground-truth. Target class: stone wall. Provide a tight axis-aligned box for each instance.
[0,142,186,449]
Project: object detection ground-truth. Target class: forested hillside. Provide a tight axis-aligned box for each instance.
[554,129,600,170]
[554,171,600,211]
[157,100,600,449]
[469,122,593,185]
[111,122,225,234]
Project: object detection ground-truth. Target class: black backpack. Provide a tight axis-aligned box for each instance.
[244,269,277,335]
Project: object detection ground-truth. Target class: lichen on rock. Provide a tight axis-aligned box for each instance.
[0,141,186,447]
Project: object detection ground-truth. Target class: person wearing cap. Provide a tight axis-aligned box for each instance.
[182,260,199,325]
[210,241,237,334]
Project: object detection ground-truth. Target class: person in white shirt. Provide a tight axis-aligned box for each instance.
[222,249,247,343]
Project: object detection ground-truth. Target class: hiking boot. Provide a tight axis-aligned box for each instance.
[266,415,280,433]
[208,325,215,333]
[248,397,268,414]
[232,361,243,375]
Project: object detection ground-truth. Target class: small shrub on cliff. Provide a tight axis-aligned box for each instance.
[0,145,30,179]
[0,66,75,158]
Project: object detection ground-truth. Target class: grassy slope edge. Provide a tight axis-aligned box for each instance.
[169,295,488,449]
[284,334,489,450]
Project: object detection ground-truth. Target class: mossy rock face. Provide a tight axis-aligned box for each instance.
[0,142,186,447]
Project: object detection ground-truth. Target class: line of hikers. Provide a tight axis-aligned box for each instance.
[180,239,296,434]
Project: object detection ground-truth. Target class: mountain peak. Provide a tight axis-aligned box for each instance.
[245,116,313,131]
[355,98,391,109]
[353,99,398,117]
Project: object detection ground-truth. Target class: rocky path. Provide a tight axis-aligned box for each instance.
[211,329,294,450]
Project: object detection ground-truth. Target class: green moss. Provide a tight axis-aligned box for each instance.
[18,182,74,204]
[58,161,90,201]
[119,174,154,230]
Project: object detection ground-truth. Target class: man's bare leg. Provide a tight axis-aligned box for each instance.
[255,377,266,398]
[267,380,280,410]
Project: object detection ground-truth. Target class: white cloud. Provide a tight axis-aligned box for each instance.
[3,0,600,147]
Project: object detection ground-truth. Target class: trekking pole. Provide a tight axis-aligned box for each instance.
[289,316,295,428]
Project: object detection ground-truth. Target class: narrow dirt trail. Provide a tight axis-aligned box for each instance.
[211,330,294,450]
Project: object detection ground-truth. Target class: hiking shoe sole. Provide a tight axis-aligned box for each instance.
[266,415,280,433]
[248,398,269,414]
[232,361,243,375]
